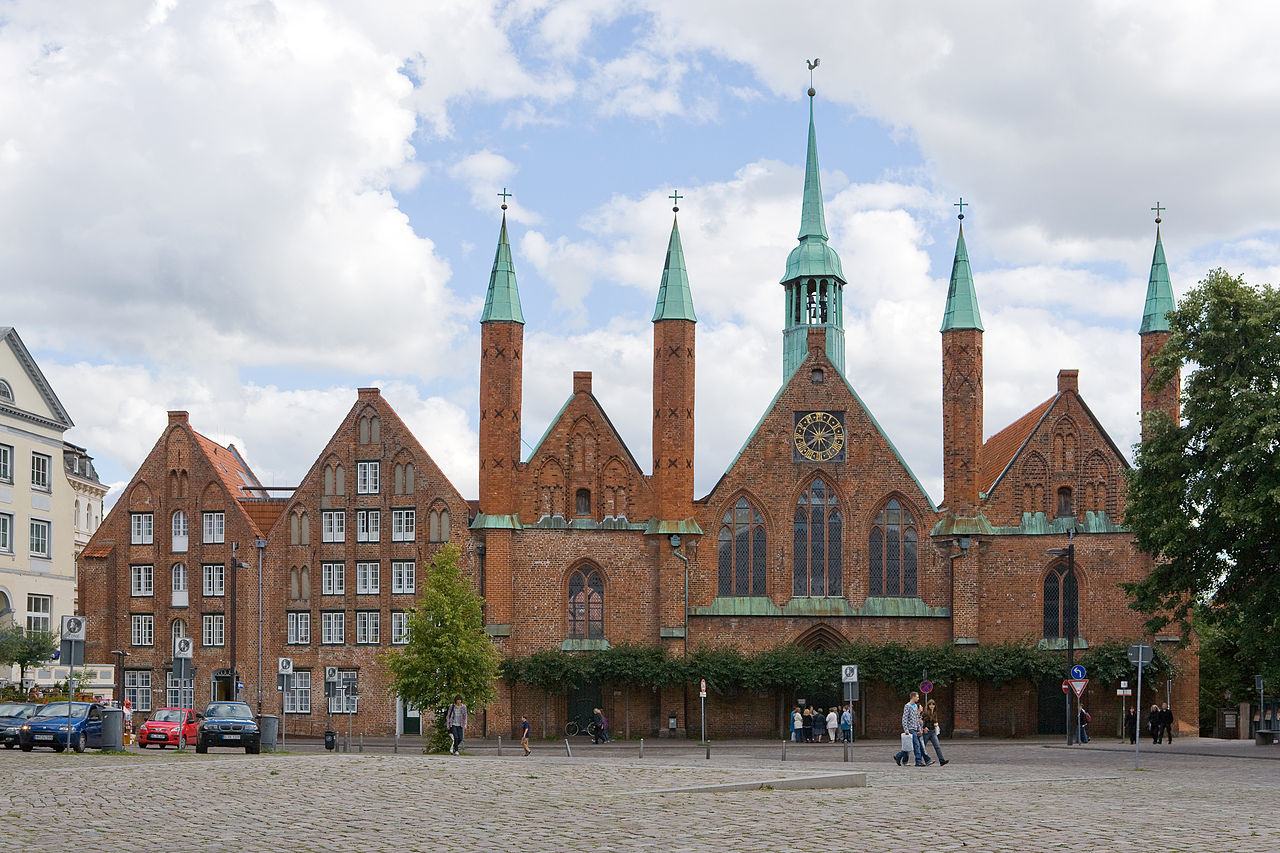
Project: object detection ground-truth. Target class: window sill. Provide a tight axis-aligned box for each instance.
[561,638,610,651]
[1037,637,1089,650]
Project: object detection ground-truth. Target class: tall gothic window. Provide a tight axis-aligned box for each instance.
[1044,562,1079,639]
[869,499,917,597]
[718,497,766,597]
[793,478,842,597]
[567,567,604,639]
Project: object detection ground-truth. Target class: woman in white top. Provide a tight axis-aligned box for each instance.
[826,708,838,744]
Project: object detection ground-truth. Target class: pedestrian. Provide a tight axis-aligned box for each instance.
[921,699,949,766]
[521,715,531,756]
[1148,704,1160,744]
[1159,702,1174,743]
[592,708,604,744]
[826,706,838,744]
[840,704,853,743]
[1124,707,1137,744]
[791,707,804,743]
[600,709,611,743]
[811,707,824,743]
[1078,705,1091,743]
[445,695,468,755]
[892,691,928,766]
[802,707,814,742]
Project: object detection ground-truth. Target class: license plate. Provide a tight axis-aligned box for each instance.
[223,734,240,740]
[150,733,167,740]
[35,734,53,741]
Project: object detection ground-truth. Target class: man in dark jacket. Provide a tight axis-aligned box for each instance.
[1159,703,1174,743]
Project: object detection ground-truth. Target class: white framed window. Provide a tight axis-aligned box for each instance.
[172,563,188,591]
[123,670,152,712]
[355,611,380,644]
[202,614,225,647]
[321,611,345,645]
[171,511,188,552]
[131,565,154,597]
[202,563,225,596]
[131,614,155,646]
[26,594,51,633]
[356,561,380,595]
[391,561,415,594]
[284,670,311,714]
[30,452,50,490]
[391,611,410,645]
[202,511,225,544]
[0,443,11,483]
[166,669,194,709]
[356,509,380,543]
[322,510,346,543]
[130,512,154,545]
[287,611,310,644]
[391,508,415,542]
[29,518,50,558]
[357,461,380,494]
[321,562,344,595]
[328,669,358,714]
[0,512,11,553]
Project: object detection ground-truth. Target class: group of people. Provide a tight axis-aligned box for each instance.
[790,704,854,743]
[892,691,949,767]
[1122,703,1174,744]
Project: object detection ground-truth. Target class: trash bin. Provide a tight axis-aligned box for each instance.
[324,730,337,751]
[101,708,124,751]
[258,715,279,751]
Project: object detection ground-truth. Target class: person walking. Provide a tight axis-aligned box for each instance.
[802,707,814,743]
[811,707,825,743]
[1159,703,1174,743]
[826,707,838,744]
[791,706,804,743]
[892,691,927,766]
[921,699,949,766]
[840,704,853,743]
[445,695,468,755]
[592,708,604,744]
[1078,705,1091,743]
[1148,704,1161,744]
[1124,707,1137,744]
[521,715,531,756]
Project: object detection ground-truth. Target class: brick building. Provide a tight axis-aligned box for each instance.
[80,92,1195,740]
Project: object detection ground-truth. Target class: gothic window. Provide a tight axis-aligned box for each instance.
[575,489,591,516]
[1057,486,1074,518]
[868,498,918,597]
[428,506,451,543]
[359,415,381,444]
[793,478,842,597]
[1044,562,1079,639]
[718,497,766,597]
[567,566,604,639]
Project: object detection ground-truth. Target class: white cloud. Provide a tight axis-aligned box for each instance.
[448,150,542,224]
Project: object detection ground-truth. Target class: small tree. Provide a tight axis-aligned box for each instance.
[381,543,499,752]
[0,626,58,690]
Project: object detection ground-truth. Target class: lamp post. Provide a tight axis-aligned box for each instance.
[109,649,130,703]
[1047,528,1077,746]
[228,543,251,702]
[255,538,267,716]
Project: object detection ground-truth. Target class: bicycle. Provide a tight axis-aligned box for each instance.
[565,717,600,739]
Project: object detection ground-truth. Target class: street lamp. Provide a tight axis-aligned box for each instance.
[109,650,131,703]
[228,543,251,702]
[1047,528,1077,746]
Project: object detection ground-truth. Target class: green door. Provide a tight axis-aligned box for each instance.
[400,699,421,735]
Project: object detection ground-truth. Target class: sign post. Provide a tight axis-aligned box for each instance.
[699,678,707,745]
[278,658,293,753]
[841,665,858,761]
[61,616,85,750]
[174,636,194,749]
[1128,643,1153,769]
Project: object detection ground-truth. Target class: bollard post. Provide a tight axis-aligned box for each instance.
[782,739,787,761]
[639,737,644,759]
[497,735,502,756]
[705,741,710,760]
[394,732,399,754]
[564,738,573,758]
[359,733,364,753]
[843,742,850,763]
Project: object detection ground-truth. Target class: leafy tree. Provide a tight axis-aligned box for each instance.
[1125,269,1280,644]
[0,626,58,689]
[381,544,499,752]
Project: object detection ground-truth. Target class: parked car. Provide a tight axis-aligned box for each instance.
[19,702,106,752]
[195,702,260,754]
[0,702,39,748]
[137,707,198,749]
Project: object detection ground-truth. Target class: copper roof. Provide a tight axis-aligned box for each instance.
[978,396,1056,495]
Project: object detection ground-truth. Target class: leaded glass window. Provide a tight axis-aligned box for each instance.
[793,478,842,597]
[567,567,604,639]
[869,499,917,597]
[1044,562,1079,639]
[717,497,766,596]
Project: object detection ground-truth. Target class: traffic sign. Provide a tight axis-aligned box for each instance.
[1127,644,1153,666]
[62,615,86,641]
[174,637,194,659]
[1070,665,1086,680]
[1069,678,1088,697]
[1062,680,1070,694]
[325,666,339,682]
[1120,680,1128,689]
[1116,688,1132,696]
[278,657,294,675]
[919,680,934,695]
[699,678,707,698]
[841,664,859,683]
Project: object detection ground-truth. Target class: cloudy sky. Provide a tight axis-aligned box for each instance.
[3,1,1277,506]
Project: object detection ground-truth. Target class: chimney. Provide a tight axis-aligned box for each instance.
[1057,369,1079,395]
[357,387,381,400]
[573,371,592,396]
[167,411,189,425]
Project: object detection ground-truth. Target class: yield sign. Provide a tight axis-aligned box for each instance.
[1069,678,1088,697]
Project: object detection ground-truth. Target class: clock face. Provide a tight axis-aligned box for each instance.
[793,410,846,463]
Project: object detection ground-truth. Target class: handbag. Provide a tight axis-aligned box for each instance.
[900,732,914,752]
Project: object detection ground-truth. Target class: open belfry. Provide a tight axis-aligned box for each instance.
[79,87,1194,741]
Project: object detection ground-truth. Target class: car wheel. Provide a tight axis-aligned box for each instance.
[3,743,14,749]
[195,739,207,754]
[53,743,65,753]
[20,744,32,752]
[179,735,188,750]
[74,732,87,753]
[138,742,148,749]
[245,743,260,755]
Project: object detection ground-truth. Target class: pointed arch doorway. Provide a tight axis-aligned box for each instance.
[791,625,849,740]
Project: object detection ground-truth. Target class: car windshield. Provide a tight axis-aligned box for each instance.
[35,703,88,719]
[152,709,185,723]
[0,703,34,717]
[204,703,253,719]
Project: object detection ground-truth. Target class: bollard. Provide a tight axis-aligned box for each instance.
[639,737,644,759]
[843,742,850,763]
[564,738,573,758]
[359,733,364,753]
[394,732,399,754]
[705,741,710,760]
[497,736,502,757]
[782,739,787,761]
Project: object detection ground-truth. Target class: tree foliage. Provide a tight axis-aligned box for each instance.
[1125,268,1280,644]
[0,626,58,686]
[381,544,499,752]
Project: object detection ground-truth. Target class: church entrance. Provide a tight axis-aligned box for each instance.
[567,683,602,733]
[1037,678,1069,735]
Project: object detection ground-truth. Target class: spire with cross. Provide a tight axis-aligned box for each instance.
[498,187,512,211]
[670,189,682,213]
[955,197,968,221]
[1151,201,1164,225]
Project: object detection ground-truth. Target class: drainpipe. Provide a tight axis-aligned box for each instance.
[669,535,688,656]
[255,538,267,716]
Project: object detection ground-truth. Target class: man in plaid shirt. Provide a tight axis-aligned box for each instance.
[892,691,929,766]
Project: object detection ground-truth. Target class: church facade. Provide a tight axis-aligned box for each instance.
[80,94,1195,740]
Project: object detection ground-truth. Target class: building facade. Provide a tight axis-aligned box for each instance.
[81,94,1195,739]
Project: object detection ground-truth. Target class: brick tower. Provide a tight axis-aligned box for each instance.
[652,205,697,521]
[1139,214,1179,436]
[940,214,984,516]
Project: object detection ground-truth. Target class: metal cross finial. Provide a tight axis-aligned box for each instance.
[670,189,682,213]
[1151,201,1164,225]
[954,197,968,221]
[498,187,512,211]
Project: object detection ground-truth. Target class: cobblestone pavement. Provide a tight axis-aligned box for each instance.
[3,738,1277,852]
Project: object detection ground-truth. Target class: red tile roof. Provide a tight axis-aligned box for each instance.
[81,540,115,559]
[192,432,264,498]
[978,395,1057,495]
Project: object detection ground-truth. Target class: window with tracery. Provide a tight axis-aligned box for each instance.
[793,478,842,597]
[718,497,766,596]
[1044,562,1079,639]
[567,567,604,639]
[868,498,917,597]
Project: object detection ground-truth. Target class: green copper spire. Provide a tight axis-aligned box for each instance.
[653,208,696,322]
[480,213,525,324]
[782,93,845,282]
[1140,225,1174,334]
[940,222,984,332]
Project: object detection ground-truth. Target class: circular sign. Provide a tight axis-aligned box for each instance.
[1062,680,1071,694]
[1070,665,1086,680]
[919,680,933,694]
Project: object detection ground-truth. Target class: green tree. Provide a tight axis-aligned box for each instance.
[1125,269,1280,648]
[381,544,500,752]
[0,625,58,689]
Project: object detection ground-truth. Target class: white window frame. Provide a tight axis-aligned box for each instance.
[0,512,11,553]
[131,614,155,646]
[321,562,344,596]
[356,509,380,543]
[356,561,380,595]
[123,670,152,712]
[202,511,225,544]
[131,564,154,597]
[30,452,50,491]
[171,511,188,552]
[391,611,410,645]
[287,611,310,645]
[391,561,415,594]
[130,512,154,545]
[284,670,311,714]
[357,461,380,494]
[172,563,188,592]
[322,510,346,543]
[26,594,51,633]
[29,518,50,558]
[0,443,11,483]
[321,611,345,645]
[202,614,225,647]
[328,669,359,714]
[166,669,194,709]
[202,563,225,597]
[391,508,415,542]
[355,611,380,645]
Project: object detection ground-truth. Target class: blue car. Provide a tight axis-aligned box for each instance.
[195,702,261,754]
[0,702,39,748]
[19,702,106,753]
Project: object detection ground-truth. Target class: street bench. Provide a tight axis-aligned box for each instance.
[1256,730,1276,746]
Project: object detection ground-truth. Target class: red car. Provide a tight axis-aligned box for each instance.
[137,707,198,749]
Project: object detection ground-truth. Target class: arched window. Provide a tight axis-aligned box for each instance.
[575,489,591,516]
[428,507,450,543]
[869,499,917,597]
[172,618,187,649]
[567,567,604,639]
[171,510,188,552]
[1044,562,1079,639]
[793,478,842,597]
[85,503,92,528]
[0,379,11,401]
[718,497,766,596]
[172,563,188,592]
[75,500,81,529]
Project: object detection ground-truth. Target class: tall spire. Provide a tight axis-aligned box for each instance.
[1140,217,1174,334]
[481,208,525,325]
[940,213,984,332]
[653,198,696,323]
[798,95,829,242]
